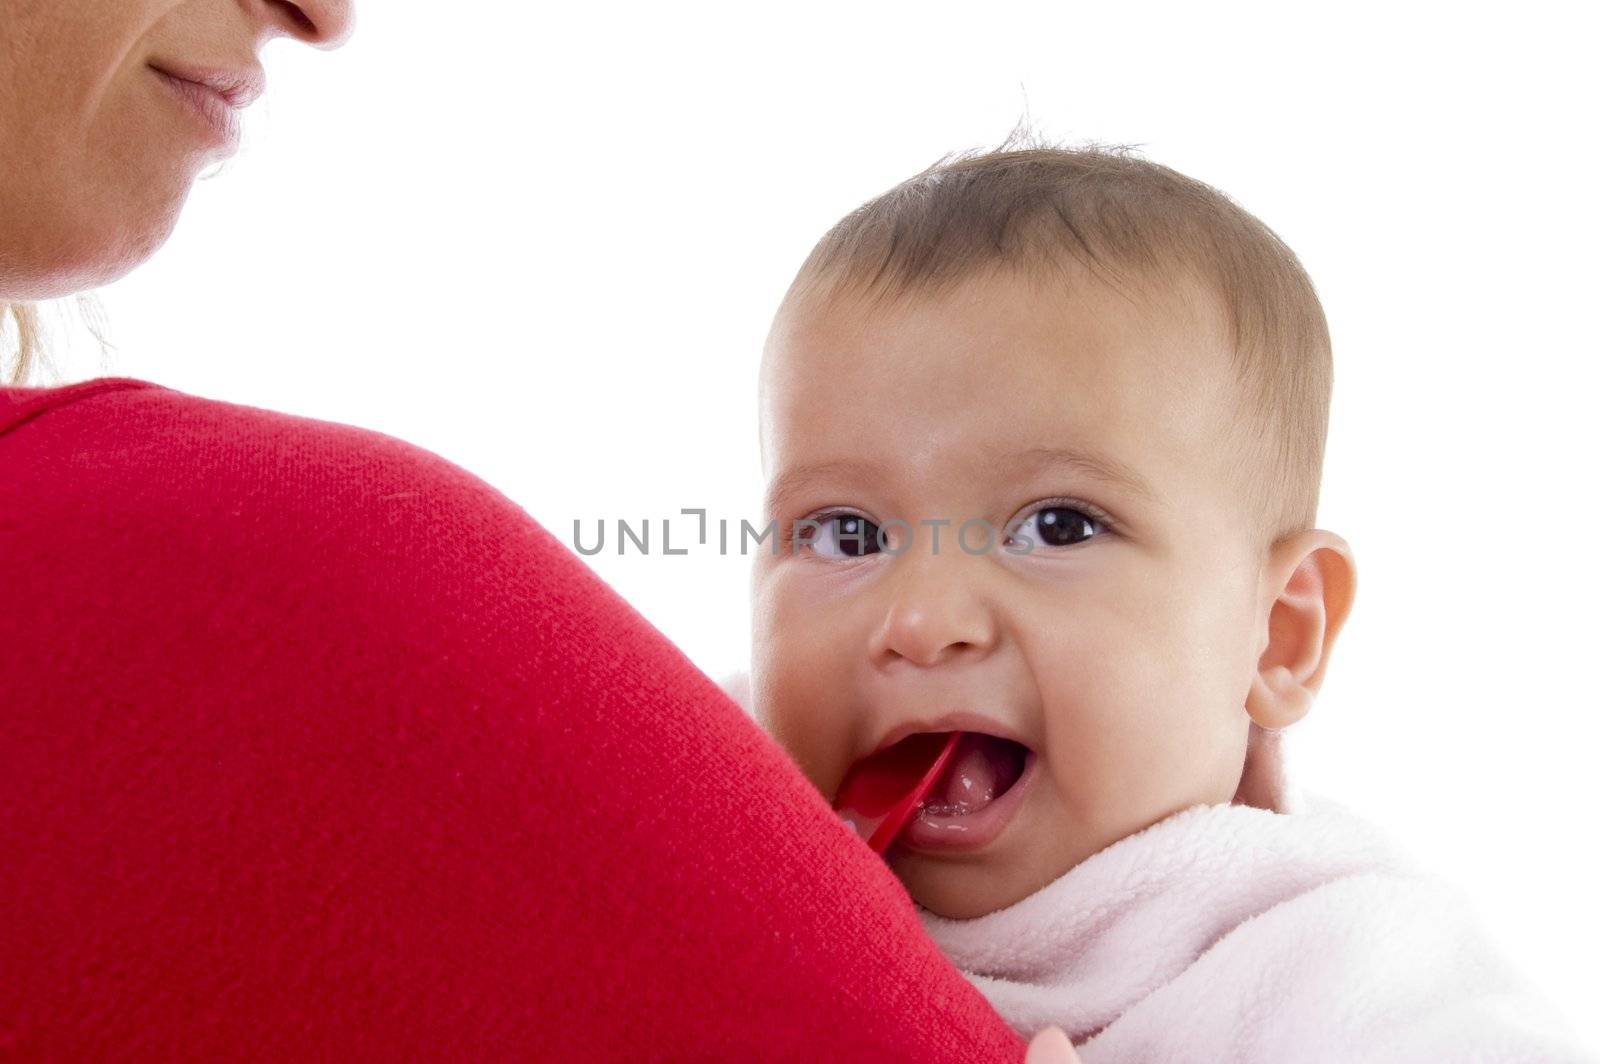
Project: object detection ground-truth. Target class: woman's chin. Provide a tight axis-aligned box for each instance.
[6,200,183,299]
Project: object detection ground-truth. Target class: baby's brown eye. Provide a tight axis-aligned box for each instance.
[802,514,881,558]
[1009,506,1101,549]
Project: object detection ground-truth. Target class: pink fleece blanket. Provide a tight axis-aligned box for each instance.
[916,791,1593,1062]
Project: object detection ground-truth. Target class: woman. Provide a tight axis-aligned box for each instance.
[0,3,1077,1060]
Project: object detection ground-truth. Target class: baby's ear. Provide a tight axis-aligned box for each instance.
[1246,529,1357,731]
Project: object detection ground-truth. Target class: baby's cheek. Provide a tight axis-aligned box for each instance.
[751,673,844,796]
[1036,641,1203,809]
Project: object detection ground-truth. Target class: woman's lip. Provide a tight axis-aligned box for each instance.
[149,62,265,108]
[150,66,244,152]
[891,747,1037,855]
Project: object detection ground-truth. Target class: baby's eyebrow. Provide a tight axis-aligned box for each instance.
[1008,445,1157,505]
[764,459,878,517]
[765,444,1155,513]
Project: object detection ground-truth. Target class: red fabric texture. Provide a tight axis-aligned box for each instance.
[0,377,1026,1062]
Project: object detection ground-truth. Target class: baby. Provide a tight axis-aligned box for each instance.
[723,138,1593,1062]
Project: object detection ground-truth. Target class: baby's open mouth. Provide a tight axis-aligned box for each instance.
[913,731,1029,818]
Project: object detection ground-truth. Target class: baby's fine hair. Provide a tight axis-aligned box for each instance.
[783,128,1333,551]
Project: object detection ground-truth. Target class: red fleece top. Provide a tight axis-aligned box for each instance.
[0,377,1026,1062]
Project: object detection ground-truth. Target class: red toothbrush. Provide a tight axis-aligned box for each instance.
[832,731,963,853]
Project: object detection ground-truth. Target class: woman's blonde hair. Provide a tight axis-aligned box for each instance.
[3,297,110,386]
[2,301,45,386]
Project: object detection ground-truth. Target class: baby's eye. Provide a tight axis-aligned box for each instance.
[799,513,882,558]
[1005,505,1104,550]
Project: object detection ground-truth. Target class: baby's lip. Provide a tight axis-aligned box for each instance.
[861,711,1031,765]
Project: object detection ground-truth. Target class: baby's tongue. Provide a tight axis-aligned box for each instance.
[926,732,1005,813]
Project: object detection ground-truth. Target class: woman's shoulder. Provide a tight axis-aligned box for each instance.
[0,375,167,435]
[5,373,503,489]
[4,374,461,474]
[1,374,546,587]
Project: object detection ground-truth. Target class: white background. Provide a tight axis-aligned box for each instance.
[38,0,1599,1045]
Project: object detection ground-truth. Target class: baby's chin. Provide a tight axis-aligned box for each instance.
[889,802,1082,920]
[894,849,1069,920]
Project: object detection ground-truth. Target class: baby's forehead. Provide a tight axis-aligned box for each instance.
[764,267,1237,428]
[760,268,1248,508]
[771,261,1228,371]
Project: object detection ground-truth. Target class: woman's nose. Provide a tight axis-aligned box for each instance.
[256,0,356,49]
[868,552,999,669]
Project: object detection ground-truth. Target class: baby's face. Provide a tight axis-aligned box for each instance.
[751,265,1273,919]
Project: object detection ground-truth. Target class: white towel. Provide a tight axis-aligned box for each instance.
[716,669,1594,1062]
